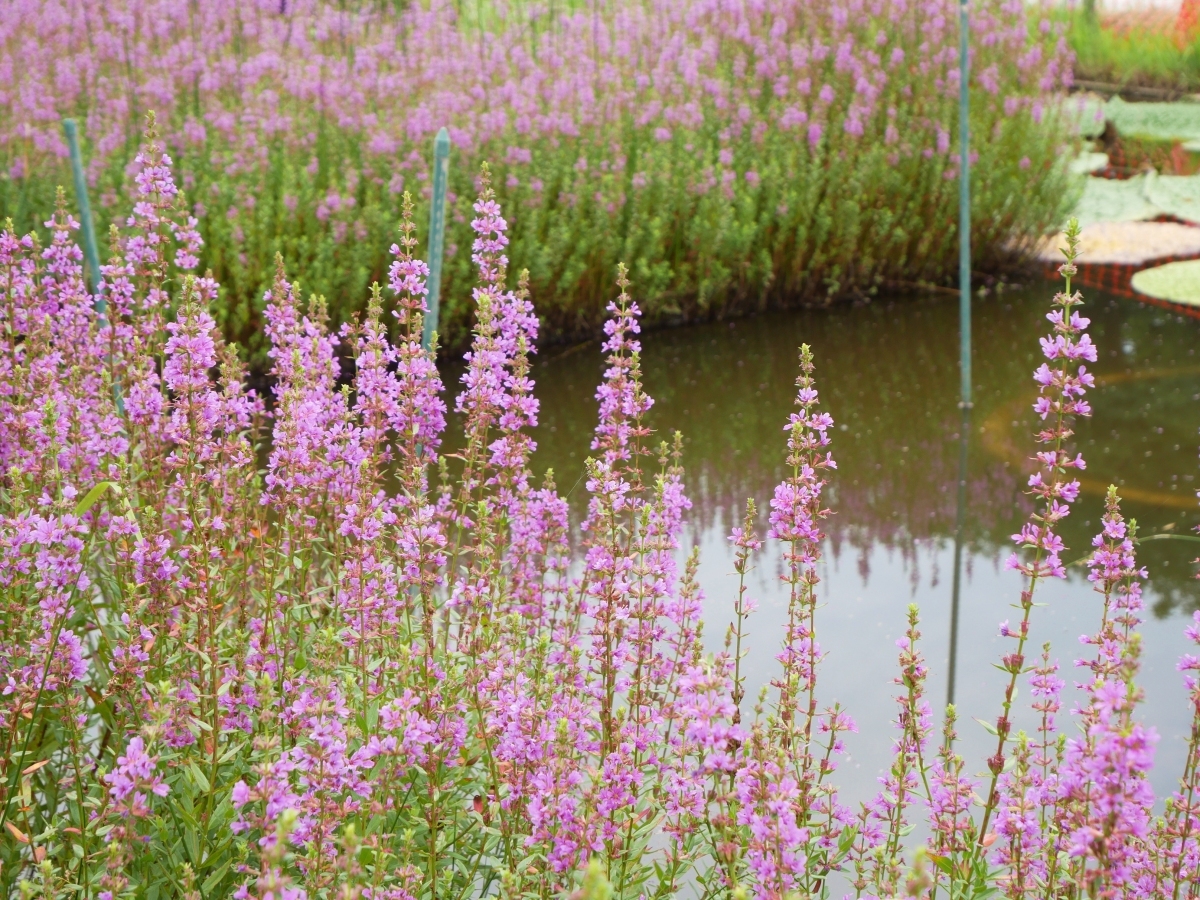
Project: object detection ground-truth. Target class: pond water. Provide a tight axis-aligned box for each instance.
[462,278,1200,809]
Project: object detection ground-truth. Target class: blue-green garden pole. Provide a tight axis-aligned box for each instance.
[63,118,123,413]
[62,119,105,317]
[958,0,971,412]
[947,0,971,711]
[423,127,451,351]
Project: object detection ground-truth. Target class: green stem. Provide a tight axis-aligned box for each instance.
[0,608,70,835]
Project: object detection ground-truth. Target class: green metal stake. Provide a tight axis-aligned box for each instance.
[62,119,105,316]
[957,0,971,414]
[947,0,971,712]
[423,127,451,351]
[63,117,123,413]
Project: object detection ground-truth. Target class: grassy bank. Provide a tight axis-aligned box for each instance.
[1062,3,1200,92]
[1,0,1072,359]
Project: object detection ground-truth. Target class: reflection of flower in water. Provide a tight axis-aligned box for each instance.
[680,416,1033,590]
[976,365,1200,617]
[981,366,1200,512]
[517,286,1200,616]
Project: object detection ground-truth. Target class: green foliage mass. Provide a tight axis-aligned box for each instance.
[1062,6,1200,92]
[3,116,1072,365]
[0,2,1072,364]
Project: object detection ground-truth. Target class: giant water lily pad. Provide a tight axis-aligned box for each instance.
[1143,172,1200,223]
[1070,174,1162,229]
[1063,94,1108,138]
[1069,151,1109,175]
[1106,96,1200,143]
[1131,259,1200,306]
[1036,221,1200,265]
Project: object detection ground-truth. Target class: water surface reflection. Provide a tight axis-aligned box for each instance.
[488,283,1200,805]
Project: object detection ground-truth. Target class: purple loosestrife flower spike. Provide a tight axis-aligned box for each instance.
[11,72,1200,900]
[1057,654,1157,895]
[867,605,932,896]
[979,217,1096,849]
[590,263,653,479]
[1156,611,1200,897]
[727,499,761,727]
[1009,643,1067,885]
[767,345,835,765]
[163,279,222,471]
[452,165,531,511]
[734,747,809,897]
[104,736,170,819]
[927,710,979,868]
[740,344,854,898]
[993,651,1064,900]
[263,259,354,530]
[1048,490,1156,897]
[388,193,447,480]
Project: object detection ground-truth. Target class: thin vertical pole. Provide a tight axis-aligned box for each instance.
[948,0,971,712]
[63,118,124,413]
[62,119,105,316]
[957,0,971,412]
[424,127,451,351]
[948,408,969,711]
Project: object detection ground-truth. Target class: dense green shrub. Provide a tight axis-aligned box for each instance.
[2,0,1072,360]
[3,133,1199,899]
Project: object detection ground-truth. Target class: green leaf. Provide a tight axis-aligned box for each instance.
[85,686,116,727]
[837,823,859,855]
[187,762,210,793]
[970,883,1001,900]
[202,859,231,894]
[928,852,954,876]
[75,480,120,517]
[975,717,1000,736]
[176,788,197,816]
[184,824,199,867]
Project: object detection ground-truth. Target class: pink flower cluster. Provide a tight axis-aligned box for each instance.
[0,0,1072,350]
[4,137,1200,900]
